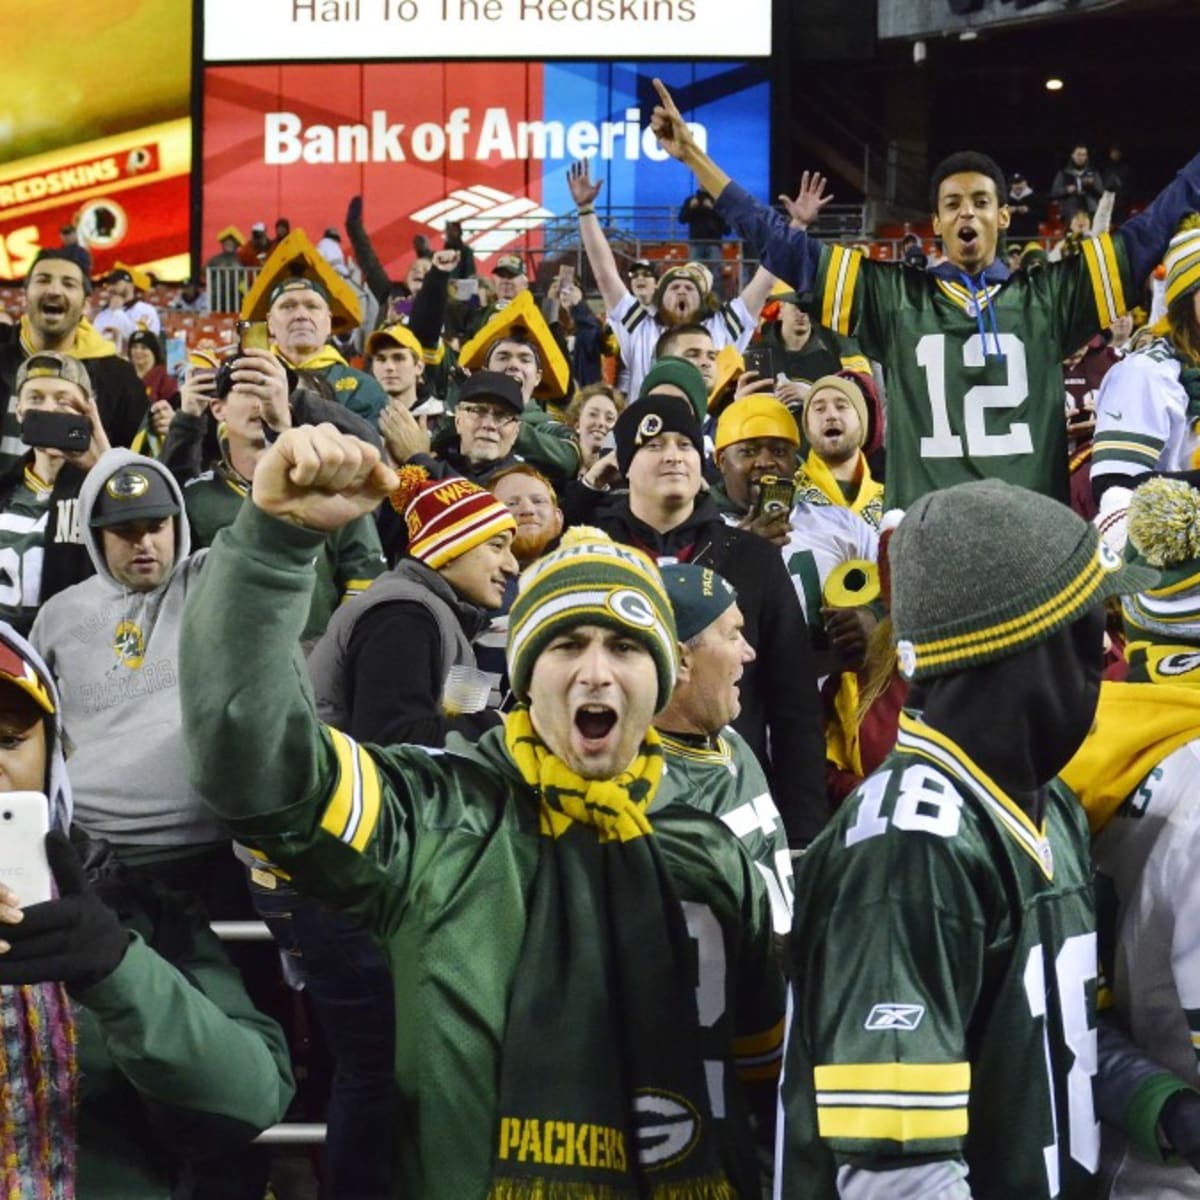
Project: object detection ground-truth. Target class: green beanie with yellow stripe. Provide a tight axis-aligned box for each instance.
[506,527,679,708]
[890,479,1157,681]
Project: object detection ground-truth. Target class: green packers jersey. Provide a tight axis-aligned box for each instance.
[0,467,52,633]
[184,467,383,641]
[659,726,794,934]
[779,711,1099,1200]
[812,238,1133,508]
[182,503,785,1200]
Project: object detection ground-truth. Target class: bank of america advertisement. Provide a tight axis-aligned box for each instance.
[200,61,769,275]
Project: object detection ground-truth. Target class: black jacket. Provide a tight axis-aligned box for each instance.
[589,493,829,845]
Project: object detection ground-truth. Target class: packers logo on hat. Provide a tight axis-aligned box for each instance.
[106,471,150,501]
[637,413,664,442]
[607,588,656,629]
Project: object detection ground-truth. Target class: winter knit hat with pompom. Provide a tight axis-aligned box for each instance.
[389,465,514,569]
[1122,475,1200,641]
[506,526,679,708]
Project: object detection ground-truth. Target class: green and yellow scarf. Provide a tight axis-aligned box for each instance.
[490,710,741,1199]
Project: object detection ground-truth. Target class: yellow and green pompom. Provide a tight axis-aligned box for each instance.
[388,464,431,514]
[1128,476,1200,567]
[1177,212,1200,235]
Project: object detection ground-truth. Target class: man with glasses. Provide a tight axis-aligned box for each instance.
[425,371,526,484]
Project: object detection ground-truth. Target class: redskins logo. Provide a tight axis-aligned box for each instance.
[633,1090,700,1169]
[106,471,150,502]
[636,413,664,443]
[607,588,656,629]
[113,620,145,669]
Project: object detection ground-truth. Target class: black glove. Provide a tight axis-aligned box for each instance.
[0,831,130,993]
[1160,1090,1200,1172]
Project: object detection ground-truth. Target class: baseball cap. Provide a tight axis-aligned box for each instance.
[661,563,738,642]
[629,259,656,277]
[89,463,180,529]
[493,253,526,278]
[457,370,524,414]
[16,351,92,399]
[267,275,332,308]
[366,322,423,358]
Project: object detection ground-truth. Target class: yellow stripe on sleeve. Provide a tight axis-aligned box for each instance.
[1099,234,1126,318]
[321,727,358,843]
[814,1061,970,1094]
[350,741,382,852]
[817,1105,968,1143]
[1081,238,1113,328]
[835,249,863,335]
[733,1017,785,1060]
[320,728,383,852]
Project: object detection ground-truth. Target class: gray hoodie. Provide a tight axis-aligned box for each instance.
[30,448,223,852]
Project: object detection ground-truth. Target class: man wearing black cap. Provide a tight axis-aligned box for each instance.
[100,264,160,336]
[0,251,146,482]
[268,276,388,426]
[591,390,828,846]
[415,370,528,485]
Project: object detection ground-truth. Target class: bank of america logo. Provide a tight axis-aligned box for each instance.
[864,1003,925,1031]
[411,186,554,258]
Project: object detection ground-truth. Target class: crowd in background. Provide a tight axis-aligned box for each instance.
[2,107,1200,1200]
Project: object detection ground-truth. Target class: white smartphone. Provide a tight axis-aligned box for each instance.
[0,792,52,906]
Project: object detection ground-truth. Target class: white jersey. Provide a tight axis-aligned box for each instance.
[779,501,879,623]
[1092,339,1200,482]
[608,290,754,401]
[124,298,161,335]
[91,306,136,352]
[1093,739,1200,1199]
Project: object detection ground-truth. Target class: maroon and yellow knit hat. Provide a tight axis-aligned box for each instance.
[390,466,515,569]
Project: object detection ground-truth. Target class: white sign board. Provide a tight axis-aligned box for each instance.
[203,0,772,60]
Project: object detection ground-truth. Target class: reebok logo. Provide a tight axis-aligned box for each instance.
[864,1003,925,1032]
[410,186,554,257]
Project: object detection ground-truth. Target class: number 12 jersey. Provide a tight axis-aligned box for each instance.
[812,237,1133,509]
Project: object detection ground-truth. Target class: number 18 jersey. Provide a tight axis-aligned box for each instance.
[812,236,1134,509]
[778,711,1099,1200]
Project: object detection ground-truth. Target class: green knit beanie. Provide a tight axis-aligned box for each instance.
[1122,475,1200,640]
[890,479,1157,681]
[507,526,680,708]
[638,356,709,424]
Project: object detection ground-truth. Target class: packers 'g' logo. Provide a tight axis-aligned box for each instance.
[636,413,664,443]
[1157,651,1200,677]
[607,588,655,629]
[1097,541,1122,572]
[113,620,145,668]
[633,1090,700,1169]
[106,472,150,501]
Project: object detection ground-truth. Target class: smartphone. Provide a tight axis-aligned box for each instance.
[0,792,52,906]
[237,320,271,352]
[558,263,576,289]
[743,346,774,378]
[454,277,479,302]
[21,409,92,453]
[753,474,796,517]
